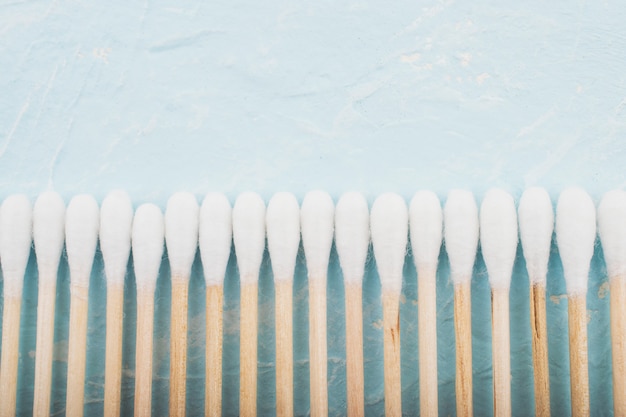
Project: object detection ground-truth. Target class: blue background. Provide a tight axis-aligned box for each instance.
[1,0,626,415]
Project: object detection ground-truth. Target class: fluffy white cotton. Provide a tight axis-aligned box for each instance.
[518,187,554,286]
[266,192,300,282]
[371,193,408,295]
[65,194,100,287]
[0,195,33,297]
[335,192,370,285]
[409,191,442,273]
[598,189,626,279]
[480,189,518,290]
[33,191,65,281]
[301,191,334,279]
[132,204,165,293]
[556,188,596,295]
[199,193,232,287]
[165,192,199,280]
[444,190,479,285]
[100,190,133,286]
[233,192,266,284]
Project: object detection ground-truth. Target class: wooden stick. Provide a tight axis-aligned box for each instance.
[568,294,590,417]
[0,295,22,417]
[104,283,124,417]
[275,279,294,417]
[240,281,259,417]
[382,290,402,417]
[611,276,626,416]
[206,285,224,417]
[66,284,90,417]
[530,283,550,417]
[170,278,190,417]
[491,288,511,417]
[33,277,57,416]
[454,281,473,417]
[345,282,364,417]
[134,290,156,417]
[418,267,438,417]
[308,275,328,417]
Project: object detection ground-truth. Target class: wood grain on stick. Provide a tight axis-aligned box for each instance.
[568,294,590,417]
[206,285,224,417]
[170,278,190,417]
[418,267,438,417]
[344,282,365,417]
[454,281,473,417]
[491,288,511,417]
[530,284,550,417]
[275,279,294,417]
[382,291,402,417]
[240,282,259,417]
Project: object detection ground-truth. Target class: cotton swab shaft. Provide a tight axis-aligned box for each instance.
[454,280,473,417]
[199,193,232,417]
[132,203,164,417]
[344,282,364,417]
[491,288,511,417]
[529,283,550,417]
[0,195,32,417]
[301,191,334,417]
[233,192,266,417]
[205,285,224,417]
[33,191,65,417]
[382,291,402,417]
[104,284,125,416]
[65,194,100,417]
[610,278,626,416]
[274,279,294,417]
[568,294,590,417]
[170,279,190,416]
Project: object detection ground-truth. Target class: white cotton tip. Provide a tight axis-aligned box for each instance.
[518,187,554,286]
[0,195,33,297]
[480,189,518,290]
[233,192,266,284]
[33,191,65,279]
[335,192,370,285]
[598,189,626,279]
[556,187,596,296]
[409,191,443,272]
[65,194,100,287]
[266,192,300,282]
[301,190,335,279]
[132,204,164,293]
[444,190,479,285]
[165,192,199,280]
[371,193,408,296]
[100,190,133,286]
[199,193,232,287]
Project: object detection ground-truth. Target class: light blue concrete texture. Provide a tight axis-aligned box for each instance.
[1,0,626,416]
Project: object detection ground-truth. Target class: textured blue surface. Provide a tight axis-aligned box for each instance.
[1,0,626,416]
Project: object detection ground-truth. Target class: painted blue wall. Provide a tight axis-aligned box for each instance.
[1,0,626,415]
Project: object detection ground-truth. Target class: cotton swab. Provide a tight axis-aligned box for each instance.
[0,195,32,417]
[165,192,199,417]
[132,204,164,417]
[556,187,595,417]
[597,189,626,417]
[518,187,553,417]
[301,190,334,417]
[335,192,369,417]
[233,192,266,417]
[409,191,442,417]
[444,190,479,417]
[371,193,408,417]
[32,191,65,417]
[266,192,300,417]
[199,193,232,417]
[65,194,100,417]
[480,189,518,417]
[100,190,133,417]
